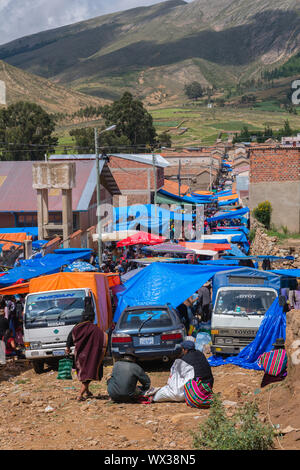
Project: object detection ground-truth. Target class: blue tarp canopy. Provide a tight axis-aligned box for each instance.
[197,259,240,266]
[213,226,250,235]
[270,269,300,277]
[0,249,92,287]
[208,298,286,370]
[158,189,209,205]
[207,207,249,222]
[218,199,238,207]
[114,204,195,223]
[114,263,241,322]
[225,244,247,257]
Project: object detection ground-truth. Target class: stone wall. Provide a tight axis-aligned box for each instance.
[250,219,300,269]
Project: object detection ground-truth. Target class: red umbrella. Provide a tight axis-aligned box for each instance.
[117,231,166,248]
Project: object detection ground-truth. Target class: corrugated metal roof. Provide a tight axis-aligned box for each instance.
[0,160,120,213]
[50,153,170,168]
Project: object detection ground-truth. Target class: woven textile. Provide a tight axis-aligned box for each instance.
[257,349,287,377]
[184,378,213,408]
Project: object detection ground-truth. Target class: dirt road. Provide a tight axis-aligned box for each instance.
[0,356,299,451]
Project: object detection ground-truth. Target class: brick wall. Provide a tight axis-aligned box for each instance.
[108,156,164,206]
[250,147,300,183]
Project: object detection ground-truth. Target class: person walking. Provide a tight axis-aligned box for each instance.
[66,300,108,402]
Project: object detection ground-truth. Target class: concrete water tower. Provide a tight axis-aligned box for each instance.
[32,162,76,247]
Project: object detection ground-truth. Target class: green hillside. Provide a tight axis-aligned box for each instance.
[0,0,299,102]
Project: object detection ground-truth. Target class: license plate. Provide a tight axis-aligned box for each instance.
[53,350,65,356]
[139,337,154,345]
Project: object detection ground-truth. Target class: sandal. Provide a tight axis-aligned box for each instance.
[77,396,86,402]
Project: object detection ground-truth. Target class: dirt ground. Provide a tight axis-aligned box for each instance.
[0,309,298,451]
[0,353,299,451]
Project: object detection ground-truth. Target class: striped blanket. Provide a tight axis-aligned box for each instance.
[257,349,288,377]
[184,378,213,408]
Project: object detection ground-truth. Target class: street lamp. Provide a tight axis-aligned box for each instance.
[95,125,117,267]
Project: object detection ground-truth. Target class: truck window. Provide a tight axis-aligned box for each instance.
[25,290,86,326]
[215,290,277,316]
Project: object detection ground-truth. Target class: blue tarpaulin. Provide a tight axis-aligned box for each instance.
[225,244,247,257]
[207,207,249,222]
[0,249,92,287]
[208,298,286,370]
[114,263,241,322]
[114,204,195,223]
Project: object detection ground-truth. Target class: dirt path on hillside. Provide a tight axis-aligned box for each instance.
[0,355,299,451]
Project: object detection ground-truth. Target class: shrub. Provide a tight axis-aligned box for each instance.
[192,394,275,450]
[253,201,272,229]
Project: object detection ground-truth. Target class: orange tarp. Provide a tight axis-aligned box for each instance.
[179,242,231,252]
[217,194,239,201]
[29,272,113,331]
[0,273,120,297]
[0,282,30,296]
[192,191,213,195]
[0,233,32,251]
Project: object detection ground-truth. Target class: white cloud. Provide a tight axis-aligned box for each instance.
[0,0,191,45]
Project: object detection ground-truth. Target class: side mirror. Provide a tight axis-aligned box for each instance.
[278,295,287,307]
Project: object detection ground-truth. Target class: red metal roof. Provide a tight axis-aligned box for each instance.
[0,161,104,212]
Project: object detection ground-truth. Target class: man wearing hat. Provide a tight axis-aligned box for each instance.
[257,338,288,388]
[107,348,151,403]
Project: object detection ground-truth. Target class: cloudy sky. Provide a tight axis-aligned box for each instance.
[0,0,192,45]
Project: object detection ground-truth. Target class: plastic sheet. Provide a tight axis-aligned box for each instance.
[153,359,194,402]
[114,263,241,322]
[208,298,286,370]
[0,249,92,287]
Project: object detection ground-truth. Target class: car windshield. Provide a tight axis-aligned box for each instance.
[119,309,173,329]
[214,290,277,316]
[25,290,86,324]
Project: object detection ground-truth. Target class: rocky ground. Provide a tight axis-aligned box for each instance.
[0,309,299,452]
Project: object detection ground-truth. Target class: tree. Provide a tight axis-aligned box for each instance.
[156,131,172,148]
[184,82,204,100]
[0,101,57,161]
[101,92,157,149]
[69,127,131,154]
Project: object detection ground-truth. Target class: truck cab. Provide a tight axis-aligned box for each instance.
[24,287,96,373]
[211,268,281,355]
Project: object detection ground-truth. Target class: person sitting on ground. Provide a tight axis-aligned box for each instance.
[107,348,151,403]
[2,329,24,359]
[153,336,214,406]
[182,337,214,409]
[257,338,288,388]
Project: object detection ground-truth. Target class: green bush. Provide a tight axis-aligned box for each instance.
[192,394,275,450]
[253,201,272,229]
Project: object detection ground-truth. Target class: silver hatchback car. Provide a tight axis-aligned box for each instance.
[111,305,185,363]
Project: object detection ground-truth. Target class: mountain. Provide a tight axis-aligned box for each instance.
[0,0,299,102]
[0,60,105,114]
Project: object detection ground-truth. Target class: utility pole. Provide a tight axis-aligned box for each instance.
[95,127,102,267]
[178,159,181,196]
[94,125,116,267]
[152,153,157,217]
